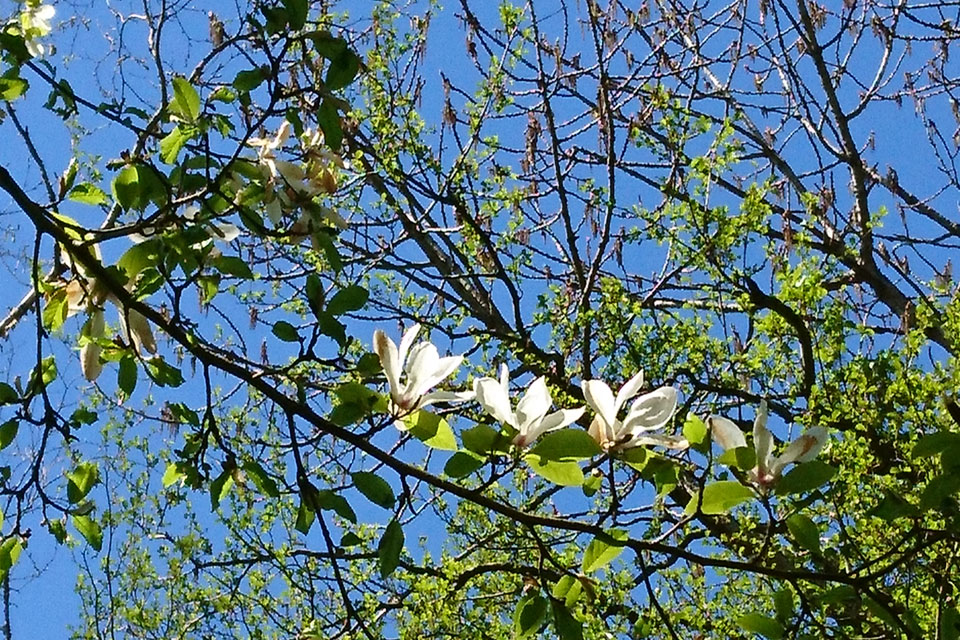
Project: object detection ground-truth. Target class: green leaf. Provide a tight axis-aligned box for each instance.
[210,469,234,510]
[0,382,16,405]
[283,0,308,30]
[0,420,18,450]
[162,462,186,488]
[528,429,601,461]
[68,183,109,206]
[145,357,184,388]
[316,311,346,346]
[159,125,192,164]
[920,473,960,511]
[66,462,100,504]
[581,529,628,573]
[773,587,795,623]
[912,432,960,459]
[243,461,280,497]
[326,285,369,316]
[326,50,361,91]
[406,411,458,451]
[524,454,584,487]
[47,519,67,544]
[444,451,485,478]
[72,515,103,551]
[233,68,267,92]
[683,413,708,446]
[295,498,315,534]
[212,255,254,279]
[775,461,836,496]
[942,607,960,640]
[272,320,300,342]
[378,518,404,578]
[581,471,603,497]
[738,613,784,640]
[351,471,395,509]
[340,532,362,547]
[461,424,508,455]
[118,356,137,397]
[786,514,821,553]
[689,481,755,515]
[0,537,23,580]
[112,165,140,211]
[43,288,69,331]
[170,76,201,122]
[0,77,28,101]
[513,595,548,639]
[551,575,584,608]
[717,445,756,471]
[868,490,919,521]
[313,489,357,523]
[317,99,343,151]
[551,598,583,640]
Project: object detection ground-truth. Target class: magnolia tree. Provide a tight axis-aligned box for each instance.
[1,0,960,638]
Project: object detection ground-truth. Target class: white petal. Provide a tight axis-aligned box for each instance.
[212,222,241,243]
[126,308,157,355]
[621,386,678,437]
[581,380,618,442]
[614,371,645,413]
[770,427,829,476]
[416,355,464,395]
[625,433,689,450]
[536,407,586,434]
[753,400,774,476]
[81,343,102,382]
[708,416,747,451]
[474,376,516,428]
[515,377,552,431]
[373,330,402,401]
[419,389,475,409]
[397,323,421,367]
[498,363,510,389]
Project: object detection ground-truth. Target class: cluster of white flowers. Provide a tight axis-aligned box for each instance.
[246,122,346,233]
[373,323,687,452]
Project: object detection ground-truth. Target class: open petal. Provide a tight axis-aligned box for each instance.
[515,377,552,431]
[581,380,618,442]
[414,354,464,398]
[622,386,678,437]
[373,330,402,400]
[475,376,516,428]
[708,416,747,451]
[753,400,774,476]
[627,433,689,450]
[125,308,157,355]
[614,371,645,414]
[419,389,475,409]
[770,427,829,476]
[397,323,421,369]
[535,407,586,435]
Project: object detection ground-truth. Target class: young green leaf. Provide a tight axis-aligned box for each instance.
[689,481,755,515]
[66,462,100,504]
[72,515,103,551]
[581,530,628,573]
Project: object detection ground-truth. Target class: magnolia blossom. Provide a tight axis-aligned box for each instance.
[581,371,686,451]
[128,206,241,248]
[20,4,55,57]
[373,323,473,427]
[709,400,829,488]
[474,365,585,448]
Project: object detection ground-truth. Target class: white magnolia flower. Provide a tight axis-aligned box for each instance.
[709,400,829,488]
[581,371,686,451]
[20,4,55,57]
[373,323,473,427]
[474,364,585,448]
